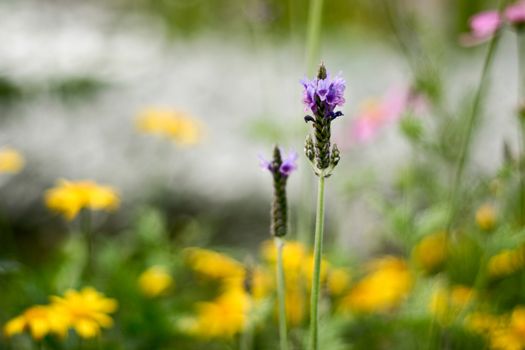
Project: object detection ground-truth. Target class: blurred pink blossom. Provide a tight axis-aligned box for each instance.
[461,2,525,46]
[505,0,525,24]
[470,11,502,39]
[341,88,425,147]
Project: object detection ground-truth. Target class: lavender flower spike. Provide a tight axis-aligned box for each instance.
[259,146,296,237]
[302,63,346,173]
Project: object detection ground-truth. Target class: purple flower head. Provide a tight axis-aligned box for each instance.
[279,150,298,177]
[301,70,346,118]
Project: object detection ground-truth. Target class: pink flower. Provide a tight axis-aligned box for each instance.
[505,0,525,25]
[342,88,424,146]
[470,11,502,39]
[460,11,502,46]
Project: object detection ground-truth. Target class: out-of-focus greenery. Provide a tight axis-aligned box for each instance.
[103,0,493,38]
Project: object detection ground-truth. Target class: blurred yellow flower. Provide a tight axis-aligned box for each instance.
[51,287,118,339]
[136,108,202,145]
[138,266,174,298]
[340,256,412,313]
[476,204,497,231]
[45,180,120,220]
[468,307,525,350]
[261,240,330,287]
[185,247,244,280]
[412,231,447,274]
[488,248,525,278]
[4,305,69,340]
[302,254,330,289]
[262,240,307,274]
[184,288,250,338]
[248,267,273,301]
[490,329,523,350]
[430,285,475,323]
[511,307,525,339]
[327,268,351,296]
[0,147,24,174]
[467,311,499,334]
[285,288,306,326]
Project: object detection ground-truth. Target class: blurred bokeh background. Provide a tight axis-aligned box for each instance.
[1,0,514,254]
[0,0,518,289]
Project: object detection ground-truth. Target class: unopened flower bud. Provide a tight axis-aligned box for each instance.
[330,144,340,168]
[305,135,315,162]
[317,63,327,80]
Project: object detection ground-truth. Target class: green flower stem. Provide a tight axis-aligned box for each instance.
[446,31,500,231]
[305,0,324,73]
[519,33,525,95]
[309,173,326,350]
[517,32,525,225]
[81,209,94,280]
[275,237,289,350]
[240,308,253,350]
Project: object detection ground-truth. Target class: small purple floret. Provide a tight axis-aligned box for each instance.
[301,71,346,117]
[279,151,298,177]
[258,150,298,177]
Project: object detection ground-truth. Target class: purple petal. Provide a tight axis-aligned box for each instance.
[258,154,272,172]
[279,150,298,176]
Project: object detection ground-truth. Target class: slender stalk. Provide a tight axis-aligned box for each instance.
[518,33,525,99]
[309,173,326,350]
[446,32,500,232]
[517,32,525,225]
[81,209,94,280]
[300,0,325,246]
[240,303,253,350]
[305,0,324,73]
[275,237,289,350]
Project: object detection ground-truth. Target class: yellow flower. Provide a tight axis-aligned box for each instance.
[488,248,525,278]
[185,247,245,281]
[136,108,202,145]
[51,287,118,339]
[467,312,499,334]
[476,204,497,231]
[511,307,525,340]
[261,240,329,287]
[340,256,412,313]
[45,180,120,220]
[302,254,330,289]
[138,266,174,298]
[249,267,273,301]
[490,328,523,350]
[429,285,475,324]
[184,288,250,338]
[262,240,307,274]
[467,307,525,350]
[412,231,447,274]
[4,305,69,340]
[327,268,351,296]
[284,288,306,326]
[0,147,24,174]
